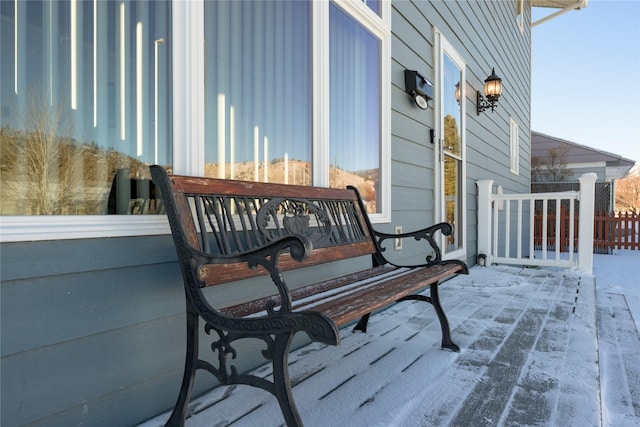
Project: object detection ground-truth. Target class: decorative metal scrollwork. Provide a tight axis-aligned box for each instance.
[257,198,332,247]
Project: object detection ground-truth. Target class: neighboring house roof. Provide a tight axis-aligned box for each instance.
[532,131,635,181]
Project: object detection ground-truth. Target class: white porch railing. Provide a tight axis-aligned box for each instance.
[476,173,597,275]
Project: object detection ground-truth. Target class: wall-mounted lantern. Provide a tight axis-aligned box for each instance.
[404,70,433,110]
[477,68,502,115]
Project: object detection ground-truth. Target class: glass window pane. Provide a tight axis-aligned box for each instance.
[444,155,461,251]
[203,1,312,185]
[441,47,463,253]
[1,0,172,215]
[363,0,381,16]
[443,53,461,157]
[329,2,380,213]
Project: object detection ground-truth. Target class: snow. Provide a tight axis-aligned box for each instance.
[593,249,640,426]
[593,250,640,334]
[140,251,640,427]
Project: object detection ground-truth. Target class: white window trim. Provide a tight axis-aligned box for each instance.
[433,27,467,261]
[1,0,391,243]
[510,117,520,175]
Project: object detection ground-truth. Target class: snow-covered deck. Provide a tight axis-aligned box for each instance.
[141,264,640,427]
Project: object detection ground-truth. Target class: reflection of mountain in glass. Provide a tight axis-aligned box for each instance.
[205,160,379,214]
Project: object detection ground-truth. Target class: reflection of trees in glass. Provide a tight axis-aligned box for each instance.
[443,114,460,155]
[444,114,460,200]
[1,90,149,215]
[443,114,460,247]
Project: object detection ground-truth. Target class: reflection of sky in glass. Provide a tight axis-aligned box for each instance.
[203,1,312,168]
[329,3,380,173]
[443,53,461,140]
[365,0,381,16]
[0,1,172,165]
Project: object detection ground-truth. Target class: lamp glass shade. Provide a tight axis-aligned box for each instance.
[484,78,502,98]
[483,68,502,101]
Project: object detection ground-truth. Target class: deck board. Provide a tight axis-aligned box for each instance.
[140,265,640,427]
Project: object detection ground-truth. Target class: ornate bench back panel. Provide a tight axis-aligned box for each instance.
[151,167,377,287]
[191,195,370,255]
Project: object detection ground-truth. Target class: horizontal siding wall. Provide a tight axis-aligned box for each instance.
[0,236,370,426]
[1,236,187,426]
[390,0,531,266]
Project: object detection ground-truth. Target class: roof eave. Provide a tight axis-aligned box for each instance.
[532,0,588,27]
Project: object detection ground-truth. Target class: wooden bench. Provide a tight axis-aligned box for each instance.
[150,165,469,427]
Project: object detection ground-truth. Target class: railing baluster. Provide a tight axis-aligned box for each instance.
[504,199,510,259]
[517,199,523,259]
[542,199,548,261]
[555,198,561,260]
[492,201,499,258]
[569,198,575,261]
[529,201,534,259]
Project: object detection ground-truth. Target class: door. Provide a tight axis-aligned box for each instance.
[435,30,466,259]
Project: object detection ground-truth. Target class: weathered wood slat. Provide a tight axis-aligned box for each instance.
[170,174,358,200]
[198,242,377,286]
[222,265,398,318]
[313,264,464,327]
[221,263,464,328]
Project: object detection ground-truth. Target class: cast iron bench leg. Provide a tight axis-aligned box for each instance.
[352,313,371,333]
[165,310,199,427]
[429,282,460,352]
[272,333,303,427]
[397,283,460,352]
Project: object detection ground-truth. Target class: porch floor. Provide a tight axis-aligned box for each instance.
[141,265,640,427]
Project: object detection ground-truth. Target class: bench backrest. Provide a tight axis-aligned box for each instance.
[150,166,379,287]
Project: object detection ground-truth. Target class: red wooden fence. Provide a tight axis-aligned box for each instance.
[534,210,639,253]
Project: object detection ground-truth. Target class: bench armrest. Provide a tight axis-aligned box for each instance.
[371,222,454,267]
[191,233,314,312]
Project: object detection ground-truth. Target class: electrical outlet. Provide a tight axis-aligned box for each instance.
[394,226,402,250]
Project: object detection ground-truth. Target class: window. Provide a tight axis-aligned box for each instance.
[510,117,520,175]
[329,2,382,213]
[1,0,171,217]
[0,0,390,241]
[203,1,312,185]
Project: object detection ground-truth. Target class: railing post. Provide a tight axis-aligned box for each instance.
[476,179,494,266]
[578,173,597,274]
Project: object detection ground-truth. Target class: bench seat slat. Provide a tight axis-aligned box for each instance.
[221,262,464,328]
[221,264,398,317]
[312,263,463,327]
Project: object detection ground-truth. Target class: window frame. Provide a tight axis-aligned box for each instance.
[1,0,391,243]
[433,27,467,261]
[510,117,520,175]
